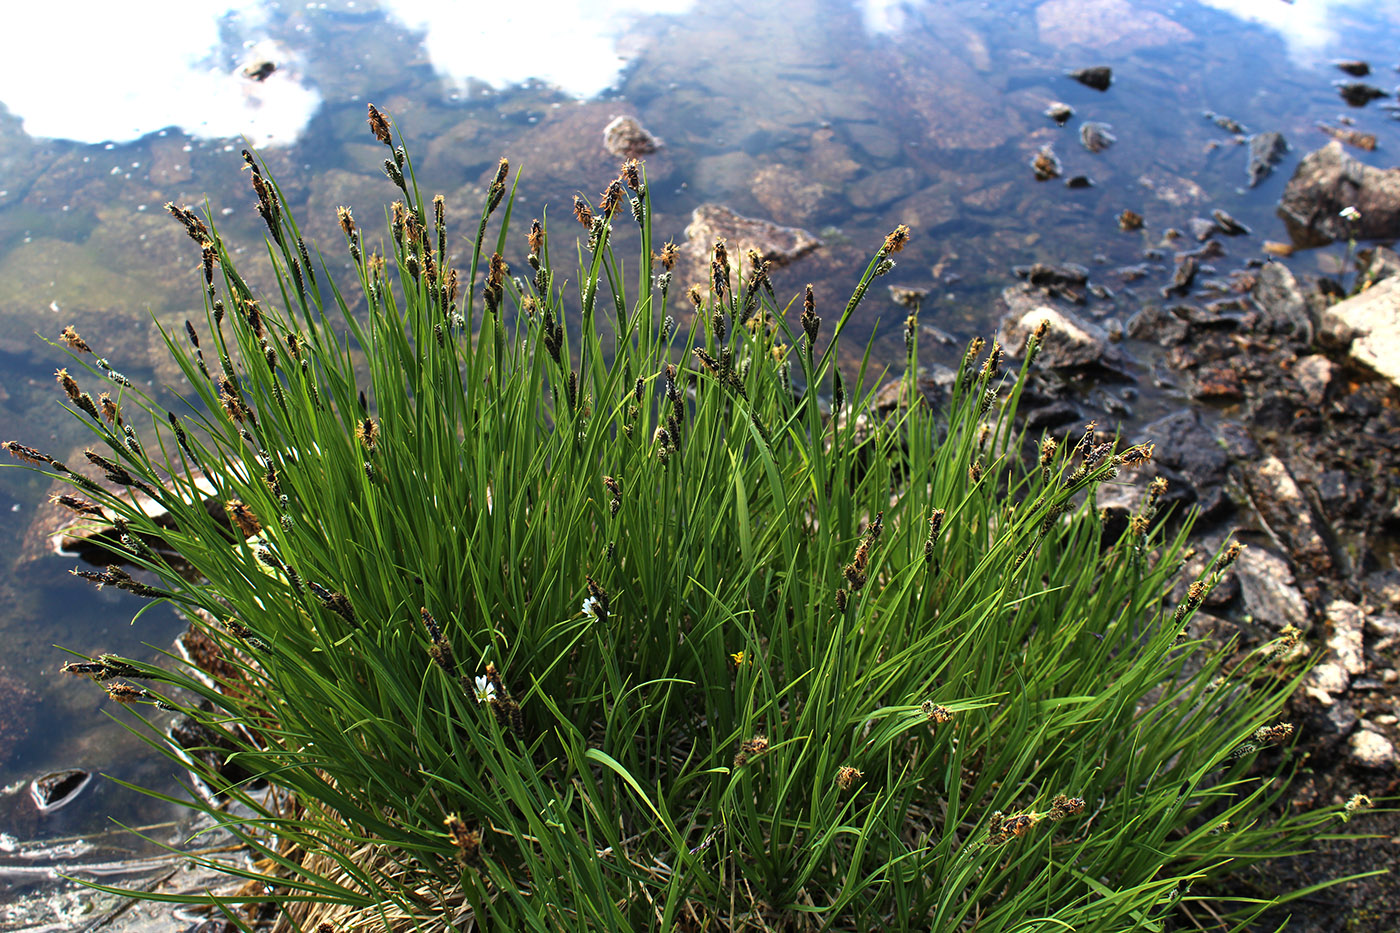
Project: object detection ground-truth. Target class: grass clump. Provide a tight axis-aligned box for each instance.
[8,106,1367,931]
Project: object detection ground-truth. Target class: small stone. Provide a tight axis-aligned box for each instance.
[30,769,91,813]
[1045,102,1074,125]
[1293,354,1334,405]
[1065,174,1094,189]
[1118,209,1144,231]
[1068,66,1112,91]
[1032,145,1062,181]
[1080,122,1116,153]
[1211,209,1251,235]
[1334,60,1370,77]
[602,115,660,159]
[1305,661,1350,703]
[1326,600,1367,676]
[1246,131,1288,187]
[1337,82,1387,107]
[1348,729,1397,768]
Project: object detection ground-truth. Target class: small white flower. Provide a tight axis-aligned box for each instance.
[1340,205,1361,222]
[473,675,496,704]
[581,596,600,618]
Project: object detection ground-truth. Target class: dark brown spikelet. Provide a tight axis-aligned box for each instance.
[1049,795,1086,821]
[104,683,152,704]
[56,368,82,403]
[801,284,819,344]
[572,195,594,228]
[99,393,120,426]
[3,441,50,466]
[60,326,92,354]
[687,284,703,309]
[600,179,625,215]
[337,206,356,237]
[443,814,482,864]
[921,700,953,723]
[367,103,393,145]
[225,500,262,538]
[528,218,544,255]
[620,158,642,190]
[164,202,210,244]
[355,417,379,452]
[654,240,679,270]
[51,493,103,516]
[883,224,910,255]
[201,242,217,284]
[711,238,730,294]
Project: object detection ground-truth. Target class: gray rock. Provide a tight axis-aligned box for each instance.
[1279,141,1400,242]
[679,204,822,289]
[998,286,1127,371]
[1247,131,1288,187]
[1319,275,1400,387]
[1305,661,1350,702]
[1357,245,1400,285]
[1080,122,1116,153]
[1235,545,1311,632]
[1161,255,1198,298]
[1326,600,1367,675]
[1293,354,1334,405]
[1068,66,1112,91]
[1348,729,1397,768]
[1252,261,1311,335]
[602,115,660,158]
[1243,456,1333,582]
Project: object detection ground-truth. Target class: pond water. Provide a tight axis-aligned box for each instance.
[2,0,1399,922]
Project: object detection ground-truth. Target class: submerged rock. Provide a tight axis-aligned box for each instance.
[1334,60,1370,77]
[1068,66,1112,91]
[602,115,660,158]
[1280,142,1400,242]
[1211,208,1250,236]
[1205,111,1246,134]
[0,672,37,766]
[1065,174,1094,189]
[30,769,91,813]
[1117,209,1143,231]
[1045,102,1074,125]
[998,285,1128,373]
[1161,254,1199,298]
[1320,275,1400,388]
[679,204,821,287]
[1317,122,1377,152]
[1246,131,1288,187]
[1336,82,1387,107]
[1031,145,1062,181]
[1079,121,1115,153]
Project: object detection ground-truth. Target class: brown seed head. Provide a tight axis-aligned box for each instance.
[55,368,82,403]
[654,240,679,270]
[883,224,910,254]
[225,499,262,538]
[600,179,625,215]
[60,326,92,354]
[528,218,544,255]
[620,158,642,190]
[105,683,150,704]
[367,103,393,145]
[3,441,50,465]
[921,701,953,723]
[572,195,594,228]
[356,417,379,452]
[337,206,356,236]
[835,765,863,790]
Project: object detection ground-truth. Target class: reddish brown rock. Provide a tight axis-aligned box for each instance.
[679,205,822,291]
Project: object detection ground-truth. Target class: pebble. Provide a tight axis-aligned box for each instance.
[1348,729,1397,768]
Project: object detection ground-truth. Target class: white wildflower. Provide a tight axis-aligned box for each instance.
[473,675,496,704]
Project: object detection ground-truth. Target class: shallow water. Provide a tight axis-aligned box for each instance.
[2,0,1399,918]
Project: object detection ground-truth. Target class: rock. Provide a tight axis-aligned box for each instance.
[679,204,821,289]
[1188,217,1219,241]
[1215,420,1260,460]
[1357,245,1400,285]
[602,115,660,159]
[1334,60,1370,77]
[1305,661,1351,703]
[1161,255,1198,298]
[1234,544,1311,632]
[1206,111,1246,134]
[1317,122,1377,152]
[1246,131,1288,187]
[30,769,91,813]
[889,285,928,308]
[1024,400,1084,432]
[1045,102,1074,125]
[1190,361,1243,400]
[1080,122,1116,153]
[1211,209,1250,236]
[1348,729,1397,768]
[749,164,839,227]
[1032,145,1062,181]
[1326,600,1367,676]
[848,166,920,210]
[1337,82,1387,107]
[1319,275,1400,387]
[1244,456,1333,583]
[1279,142,1400,242]
[1068,66,1112,91]
[1013,262,1088,288]
[1293,354,1334,405]
[998,285,1128,372]
[1065,174,1093,189]
[1118,209,1143,231]
[1251,262,1311,335]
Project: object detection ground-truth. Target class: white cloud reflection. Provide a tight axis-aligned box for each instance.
[0,2,320,146]
[1195,0,1377,61]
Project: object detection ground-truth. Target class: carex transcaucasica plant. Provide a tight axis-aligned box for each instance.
[7,105,1371,931]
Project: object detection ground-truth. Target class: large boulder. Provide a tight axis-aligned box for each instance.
[1320,275,1400,388]
[1278,141,1400,243]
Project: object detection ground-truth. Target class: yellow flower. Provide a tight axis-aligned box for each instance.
[730,650,750,666]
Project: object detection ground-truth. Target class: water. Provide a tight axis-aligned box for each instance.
[2,0,1398,921]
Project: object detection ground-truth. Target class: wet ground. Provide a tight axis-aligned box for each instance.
[2,0,1400,927]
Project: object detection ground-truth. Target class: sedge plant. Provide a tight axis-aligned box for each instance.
[4,106,1373,932]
